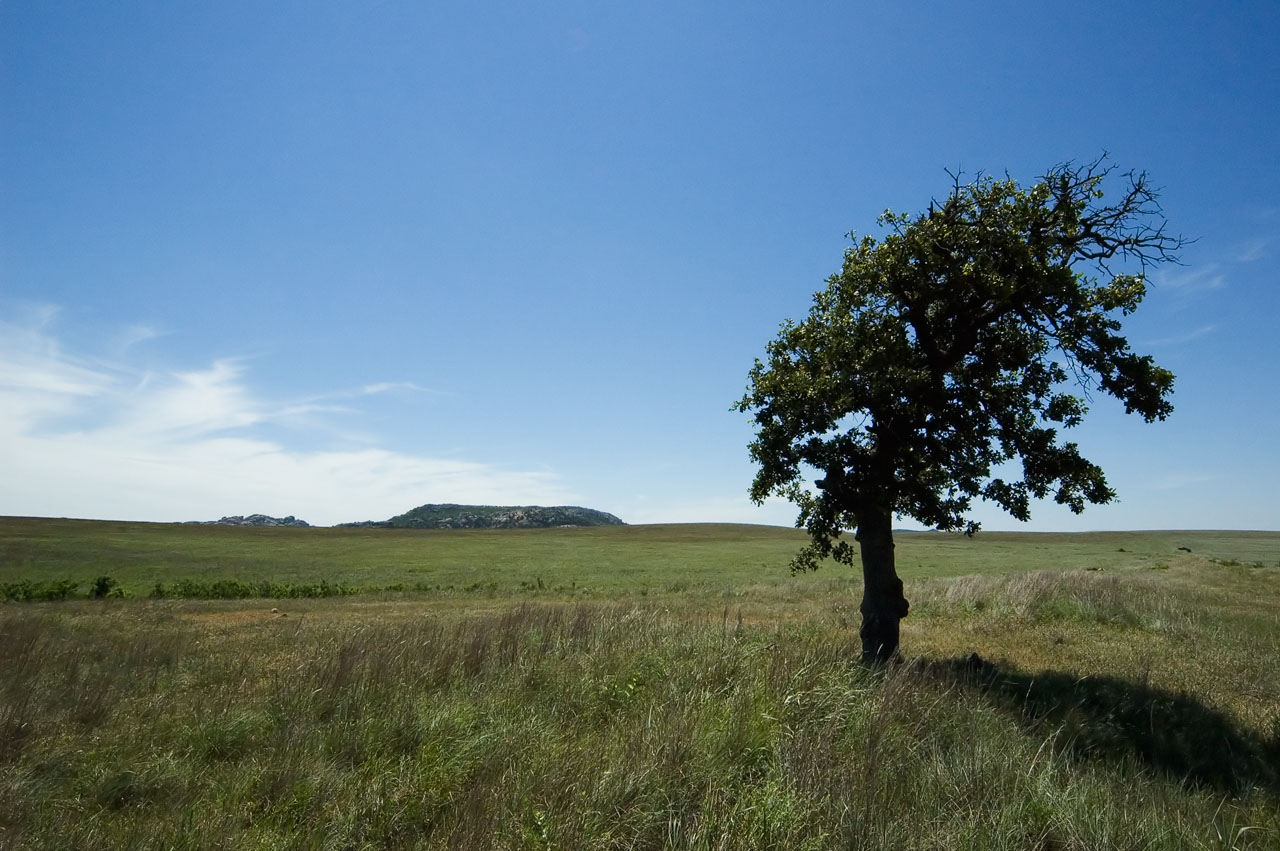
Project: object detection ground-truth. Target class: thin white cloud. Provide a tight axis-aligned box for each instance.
[1141,324,1218,347]
[360,381,432,396]
[1155,265,1226,292]
[276,402,358,418]
[0,312,575,525]
[0,317,116,425]
[113,358,264,439]
[1233,238,1270,263]
[113,323,167,352]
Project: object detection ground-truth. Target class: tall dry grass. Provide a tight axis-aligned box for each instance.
[0,565,1278,849]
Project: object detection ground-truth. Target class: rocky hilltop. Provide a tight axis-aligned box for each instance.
[186,514,311,527]
[338,504,624,530]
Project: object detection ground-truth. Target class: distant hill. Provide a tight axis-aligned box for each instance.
[185,514,311,527]
[338,504,624,530]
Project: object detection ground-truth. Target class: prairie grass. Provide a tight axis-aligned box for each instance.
[1,520,1278,848]
[5,516,1274,597]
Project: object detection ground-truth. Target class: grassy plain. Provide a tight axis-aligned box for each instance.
[1,518,1279,849]
[3,515,1273,595]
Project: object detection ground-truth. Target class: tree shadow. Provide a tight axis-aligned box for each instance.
[918,655,1280,796]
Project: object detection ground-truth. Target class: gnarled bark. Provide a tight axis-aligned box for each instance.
[856,508,908,663]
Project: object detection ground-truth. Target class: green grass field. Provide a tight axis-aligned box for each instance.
[4,515,1275,596]
[2,517,1279,849]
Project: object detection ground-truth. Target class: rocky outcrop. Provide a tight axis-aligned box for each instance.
[187,514,311,527]
[338,504,624,530]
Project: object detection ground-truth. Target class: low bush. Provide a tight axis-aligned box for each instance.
[1,579,79,602]
[148,578,361,599]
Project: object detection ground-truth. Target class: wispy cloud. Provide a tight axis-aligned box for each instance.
[0,311,575,525]
[1141,324,1218,347]
[1155,265,1226,292]
[1233,237,1271,263]
[113,323,167,352]
[360,381,432,396]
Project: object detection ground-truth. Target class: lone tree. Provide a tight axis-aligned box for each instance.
[737,157,1184,663]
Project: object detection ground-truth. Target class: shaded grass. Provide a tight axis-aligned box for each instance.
[925,656,1279,796]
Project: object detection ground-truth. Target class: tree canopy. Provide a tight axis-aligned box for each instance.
[737,157,1184,661]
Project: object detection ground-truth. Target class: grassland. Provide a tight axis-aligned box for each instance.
[4,516,1274,596]
[1,518,1279,849]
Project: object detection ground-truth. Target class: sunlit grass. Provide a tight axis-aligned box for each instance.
[3,516,1276,597]
[1,520,1278,848]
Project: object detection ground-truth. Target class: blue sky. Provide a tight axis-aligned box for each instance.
[2,1,1277,529]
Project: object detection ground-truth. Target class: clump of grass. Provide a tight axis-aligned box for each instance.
[1211,557,1268,570]
[911,570,1210,641]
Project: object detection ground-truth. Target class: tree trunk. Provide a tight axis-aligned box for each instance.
[856,507,908,664]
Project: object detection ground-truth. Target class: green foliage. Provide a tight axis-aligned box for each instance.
[738,157,1184,570]
[147,578,360,600]
[1,579,79,601]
